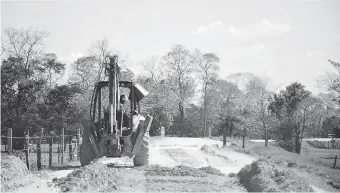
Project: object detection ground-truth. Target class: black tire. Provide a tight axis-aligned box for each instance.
[133,131,150,166]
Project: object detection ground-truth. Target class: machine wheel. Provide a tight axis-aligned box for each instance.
[133,131,150,166]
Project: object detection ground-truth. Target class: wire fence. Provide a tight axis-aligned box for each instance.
[1,128,81,170]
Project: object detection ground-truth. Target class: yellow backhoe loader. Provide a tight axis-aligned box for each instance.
[80,55,153,166]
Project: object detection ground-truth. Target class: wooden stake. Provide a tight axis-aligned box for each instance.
[69,135,72,161]
[7,128,12,155]
[61,128,64,164]
[49,136,52,169]
[25,131,30,170]
[37,128,43,170]
[242,128,246,149]
[57,145,60,164]
[78,128,81,161]
[334,155,338,169]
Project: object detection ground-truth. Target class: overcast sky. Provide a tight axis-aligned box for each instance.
[2,0,340,94]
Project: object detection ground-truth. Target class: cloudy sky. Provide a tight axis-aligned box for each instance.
[2,0,340,94]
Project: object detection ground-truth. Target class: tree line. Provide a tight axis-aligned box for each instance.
[1,27,340,154]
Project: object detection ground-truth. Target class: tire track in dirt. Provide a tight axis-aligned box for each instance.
[165,148,207,168]
[150,145,256,175]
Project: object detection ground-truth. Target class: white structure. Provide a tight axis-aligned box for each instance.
[161,126,165,137]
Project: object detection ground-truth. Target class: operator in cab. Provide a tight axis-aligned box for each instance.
[118,94,144,135]
[117,94,131,129]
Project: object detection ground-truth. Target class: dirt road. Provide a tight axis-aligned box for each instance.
[8,137,255,192]
[150,137,256,174]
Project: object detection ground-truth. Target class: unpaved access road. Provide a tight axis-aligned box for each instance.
[149,137,256,173]
[8,137,256,192]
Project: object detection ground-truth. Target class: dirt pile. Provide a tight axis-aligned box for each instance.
[199,166,225,176]
[201,144,235,163]
[53,162,121,192]
[145,165,245,192]
[238,158,314,192]
[1,155,34,192]
[146,164,225,177]
[96,156,133,167]
[146,165,209,177]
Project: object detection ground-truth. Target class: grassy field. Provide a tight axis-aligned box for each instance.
[243,141,340,169]
[236,140,340,190]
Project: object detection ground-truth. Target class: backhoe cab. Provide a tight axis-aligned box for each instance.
[80,55,153,166]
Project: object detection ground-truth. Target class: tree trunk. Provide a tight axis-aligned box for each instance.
[295,123,302,154]
[203,83,208,138]
[179,102,185,137]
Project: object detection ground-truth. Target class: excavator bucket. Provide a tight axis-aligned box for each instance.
[79,119,100,166]
[131,114,153,156]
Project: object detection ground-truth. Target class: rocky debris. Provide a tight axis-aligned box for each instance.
[96,156,134,167]
[201,144,217,155]
[232,148,255,156]
[287,160,298,167]
[146,164,225,177]
[199,166,225,176]
[327,180,340,189]
[228,172,237,177]
[1,155,35,192]
[53,162,121,192]
[238,158,314,192]
[146,165,209,177]
[201,145,235,163]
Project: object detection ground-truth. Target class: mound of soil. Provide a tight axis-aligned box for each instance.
[146,165,209,177]
[1,155,34,192]
[238,158,314,192]
[201,144,217,155]
[54,162,121,192]
[201,145,235,162]
[199,166,225,176]
[146,165,225,177]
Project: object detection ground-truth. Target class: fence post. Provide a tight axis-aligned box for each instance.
[69,135,72,162]
[7,128,12,155]
[37,128,43,170]
[333,155,338,169]
[328,141,330,149]
[242,128,247,149]
[61,128,64,164]
[25,131,30,170]
[77,128,81,161]
[49,135,52,169]
[57,145,60,164]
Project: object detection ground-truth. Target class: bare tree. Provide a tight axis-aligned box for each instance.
[141,56,165,83]
[208,77,241,145]
[195,50,220,137]
[88,38,111,82]
[294,97,322,153]
[88,38,129,82]
[162,44,196,136]
[2,27,49,79]
[244,76,276,146]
